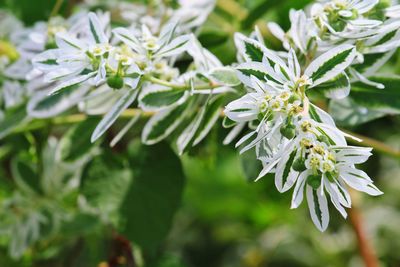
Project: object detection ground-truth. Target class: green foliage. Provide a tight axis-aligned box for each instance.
[350,76,400,112]
[121,141,185,251]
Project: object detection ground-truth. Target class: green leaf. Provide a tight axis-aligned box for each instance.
[350,76,400,112]
[193,96,224,146]
[222,116,236,128]
[282,149,297,189]
[235,33,265,62]
[0,103,29,139]
[305,44,355,86]
[177,104,206,155]
[329,97,389,126]
[139,86,187,111]
[88,12,107,44]
[49,73,95,95]
[121,141,185,250]
[142,101,192,145]
[310,73,350,99]
[11,155,41,194]
[240,149,263,182]
[59,117,100,162]
[91,89,138,143]
[352,51,394,75]
[27,84,90,118]
[209,67,240,86]
[81,153,132,222]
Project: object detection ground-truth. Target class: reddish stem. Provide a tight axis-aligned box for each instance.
[348,205,379,267]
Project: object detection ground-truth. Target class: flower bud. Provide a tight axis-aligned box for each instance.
[107,75,124,89]
[280,124,296,139]
[292,158,306,172]
[317,134,330,144]
[307,174,322,189]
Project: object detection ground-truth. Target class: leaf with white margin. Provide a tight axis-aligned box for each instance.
[305,44,356,87]
[88,12,108,44]
[311,73,350,99]
[306,185,329,232]
[32,49,61,71]
[234,33,267,62]
[139,85,188,111]
[236,62,270,84]
[113,28,143,53]
[334,146,372,164]
[209,67,240,86]
[308,103,336,126]
[156,34,191,58]
[142,101,192,145]
[91,89,139,143]
[192,95,224,146]
[55,32,85,50]
[324,178,347,218]
[49,72,95,95]
[350,76,400,112]
[275,148,299,192]
[329,97,389,127]
[291,171,308,209]
[28,84,90,118]
[177,103,206,155]
[223,123,245,145]
[339,166,383,196]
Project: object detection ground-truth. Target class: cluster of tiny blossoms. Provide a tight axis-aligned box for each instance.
[224,0,391,228]
[0,0,395,233]
[268,0,400,88]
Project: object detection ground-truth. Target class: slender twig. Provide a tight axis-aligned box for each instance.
[342,129,400,159]
[49,0,64,18]
[9,108,400,160]
[348,190,379,267]
[144,76,221,90]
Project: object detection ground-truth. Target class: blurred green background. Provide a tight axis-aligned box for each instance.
[0,0,400,266]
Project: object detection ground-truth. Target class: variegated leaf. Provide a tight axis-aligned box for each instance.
[305,44,356,86]
[91,89,139,143]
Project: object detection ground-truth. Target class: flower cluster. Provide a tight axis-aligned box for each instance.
[226,29,383,231]
[0,0,396,234]
[268,0,400,88]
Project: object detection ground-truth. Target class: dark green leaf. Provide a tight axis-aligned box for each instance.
[121,141,185,250]
[59,117,100,162]
[350,76,400,112]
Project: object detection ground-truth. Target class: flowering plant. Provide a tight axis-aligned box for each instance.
[0,0,399,265]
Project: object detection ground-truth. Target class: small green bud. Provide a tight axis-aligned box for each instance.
[288,94,301,103]
[45,41,57,50]
[317,134,330,144]
[280,124,296,139]
[307,174,322,189]
[292,158,306,172]
[107,76,124,89]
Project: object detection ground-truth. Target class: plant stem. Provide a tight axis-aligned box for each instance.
[348,191,379,267]
[342,129,400,159]
[49,0,64,18]
[144,76,221,90]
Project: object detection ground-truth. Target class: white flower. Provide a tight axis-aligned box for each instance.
[113,22,192,64]
[33,12,112,93]
[286,140,382,231]
[268,10,318,54]
[311,0,381,34]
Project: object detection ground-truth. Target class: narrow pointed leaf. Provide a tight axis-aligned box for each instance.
[91,89,139,143]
